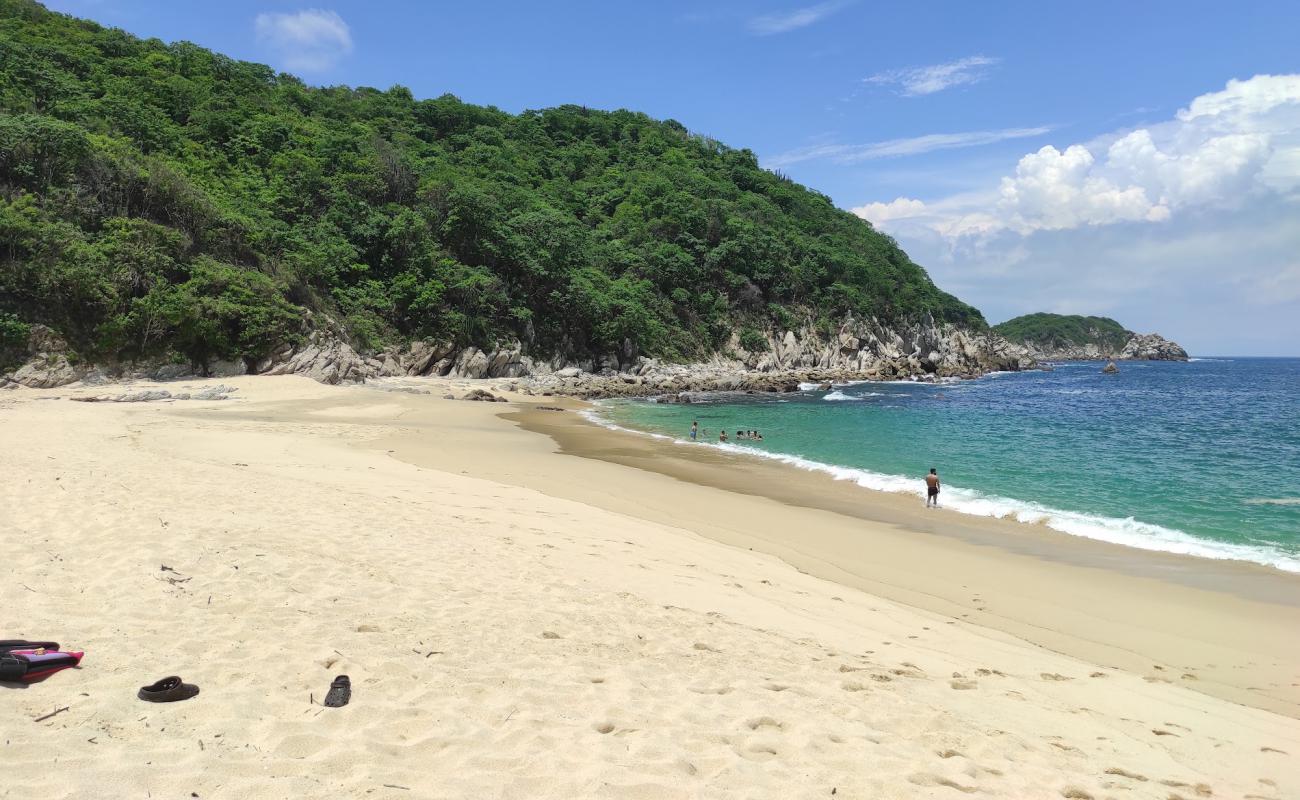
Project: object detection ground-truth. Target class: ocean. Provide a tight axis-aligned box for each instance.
[590,357,1300,573]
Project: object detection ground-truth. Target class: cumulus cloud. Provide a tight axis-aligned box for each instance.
[861,74,1300,239]
[254,9,353,72]
[865,56,999,96]
[851,74,1300,354]
[851,197,928,225]
[765,126,1051,168]
[748,1,849,35]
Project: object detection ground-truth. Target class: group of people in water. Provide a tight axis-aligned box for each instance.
[686,420,941,509]
[687,420,763,443]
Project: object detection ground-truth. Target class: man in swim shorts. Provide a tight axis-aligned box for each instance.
[925,468,940,508]
[690,420,698,441]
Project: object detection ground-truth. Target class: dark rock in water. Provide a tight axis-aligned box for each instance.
[1101,361,1119,374]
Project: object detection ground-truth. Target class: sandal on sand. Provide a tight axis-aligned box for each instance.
[323,675,350,707]
[138,676,200,703]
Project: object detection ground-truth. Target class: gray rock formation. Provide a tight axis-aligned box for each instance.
[1118,333,1189,361]
[461,388,506,402]
[3,312,1036,395]
[259,336,372,384]
[1017,332,1188,362]
[2,326,84,388]
[69,384,238,403]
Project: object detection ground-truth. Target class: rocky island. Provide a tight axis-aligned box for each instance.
[992,313,1188,362]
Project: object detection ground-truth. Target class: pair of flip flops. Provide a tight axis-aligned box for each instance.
[139,676,200,703]
[135,675,347,706]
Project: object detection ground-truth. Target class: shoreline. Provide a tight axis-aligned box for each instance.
[579,398,1300,575]
[433,399,1300,717]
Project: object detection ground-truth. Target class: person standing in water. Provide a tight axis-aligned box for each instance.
[925,468,941,508]
[690,420,698,441]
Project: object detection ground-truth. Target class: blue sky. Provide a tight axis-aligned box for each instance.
[44,1,1300,355]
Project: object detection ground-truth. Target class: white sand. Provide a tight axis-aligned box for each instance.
[2,376,1297,799]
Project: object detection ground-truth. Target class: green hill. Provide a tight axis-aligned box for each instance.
[0,0,983,373]
[992,313,1132,352]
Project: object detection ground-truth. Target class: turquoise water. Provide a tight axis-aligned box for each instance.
[593,358,1300,572]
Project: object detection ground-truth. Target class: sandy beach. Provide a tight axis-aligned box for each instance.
[3,375,1298,799]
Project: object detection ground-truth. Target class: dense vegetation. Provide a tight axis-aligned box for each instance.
[993,313,1131,351]
[0,0,982,372]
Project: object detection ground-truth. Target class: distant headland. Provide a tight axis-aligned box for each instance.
[993,313,1188,361]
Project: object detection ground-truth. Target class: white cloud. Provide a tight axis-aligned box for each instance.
[851,197,927,225]
[865,56,999,97]
[748,1,848,35]
[864,74,1300,240]
[851,74,1300,355]
[765,126,1051,168]
[254,9,353,72]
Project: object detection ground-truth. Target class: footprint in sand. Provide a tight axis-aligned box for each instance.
[593,722,614,734]
[841,681,870,692]
[1059,788,1093,800]
[950,679,978,690]
[746,716,784,731]
[1041,672,1073,681]
[1104,767,1147,782]
[908,773,978,794]
[1159,779,1213,796]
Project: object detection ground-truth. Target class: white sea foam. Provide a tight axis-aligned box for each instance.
[582,404,1300,574]
[797,382,822,391]
[1244,497,1300,507]
[823,390,885,401]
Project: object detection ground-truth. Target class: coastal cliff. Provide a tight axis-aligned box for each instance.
[992,314,1188,361]
[3,314,1032,397]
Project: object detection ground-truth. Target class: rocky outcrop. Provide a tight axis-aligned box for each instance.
[0,326,84,389]
[1014,332,1187,362]
[259,336,372,385]
[734,315,1031,377]
[460,389,507,402]
[1118,333,1188,361]
[70,385,238,403]
[507,316,1035,399]
[3,314,1035,396]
